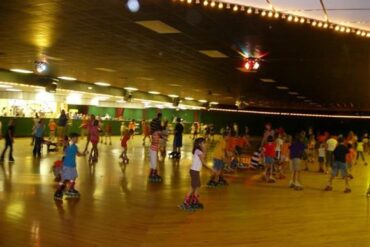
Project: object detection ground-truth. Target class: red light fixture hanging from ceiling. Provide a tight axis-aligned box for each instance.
[244,58,260,71]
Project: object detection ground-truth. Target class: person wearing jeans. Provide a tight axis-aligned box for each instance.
[1,119,15,162]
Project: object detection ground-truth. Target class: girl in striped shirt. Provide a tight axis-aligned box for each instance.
[149,130,162,182]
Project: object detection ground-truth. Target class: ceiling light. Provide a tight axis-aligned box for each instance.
[323,23,328,28]
[274,12,279,18]
[218,2,223,9]
[260,78,276,83]
[148,91,160,95]
[0,84,12,88]
[58,76,77,81]
[187,0,192,3]
[203,0,208,6]
[210,101,219,105]
[168,94,179,98]
[312,21,317,26]
[268,12,273,18]
[276,86,289,90]
[116,99,126,103]
[88,87,93,90]
[124,87,138,91]
[127,0,140,12]
[294,16,299,22]
[356,30,361,35]
[210,1,215,7]
[300,18,305,23]
[261,11,266,17]
[6,88,22,92]
[10,68,33,74]
[288,92,299,95]
[94,82,111,87]
[198,99,207,103]
[247,8,252,14]
[287,16,293,22]
[335,26,340,31]
[318,22,323,28]
[35,61,48,73]
[233,5,238,11]
[185,97,194,100]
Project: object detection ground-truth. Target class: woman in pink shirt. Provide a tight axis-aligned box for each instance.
[89,120,100,163]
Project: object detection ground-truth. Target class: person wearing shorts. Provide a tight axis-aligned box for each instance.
[324,137,351,193]
[207,135,227,186]
[289,134,305,189]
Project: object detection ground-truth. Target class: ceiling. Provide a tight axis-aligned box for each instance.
[0,0,369,112]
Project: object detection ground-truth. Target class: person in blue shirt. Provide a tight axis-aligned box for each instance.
[54,132,85,200]
[32,119,45,158]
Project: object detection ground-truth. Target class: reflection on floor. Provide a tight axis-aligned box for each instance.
[1,135,370,247]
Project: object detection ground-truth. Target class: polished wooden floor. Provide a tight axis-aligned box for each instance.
[1,135,370,247]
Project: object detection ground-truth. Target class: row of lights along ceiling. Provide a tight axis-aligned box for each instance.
[7,67,219,105]
[176,0,370,38]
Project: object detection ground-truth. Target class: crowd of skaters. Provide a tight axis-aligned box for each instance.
[2,110,370,208]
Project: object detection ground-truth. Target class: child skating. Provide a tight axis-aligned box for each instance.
[120,129,134,164]
[289,134,305,190]
[262,135,276,183]
[149,129,162,182]
[207,134,227,187]
[324,137,351,193]
[179,138,211,211]
[88,120,100,163]
[54,133,85,200]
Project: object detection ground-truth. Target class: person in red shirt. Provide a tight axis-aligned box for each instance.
[263,135,276,182]
[120,129,134,164]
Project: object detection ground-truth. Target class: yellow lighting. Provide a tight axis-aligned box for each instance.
[10,68,33,74]
[335,26,340,31]
[287,15,293,22]
[300,18,305,23]
[94,82,111,87]
[294,16,299,22]
[340,27,345,32]
[187,0,192,3]
[124,87,138,91]
[203,0,208,6]
[356,30,361,35]
[323,23,328,28]
[148,91,160,95]
[198,99,207,103]
[210,1,215,7]
[318,22,323,28]
[168,94,179,98]
[58,76,77,81]
[261,11,266,16]
[233,5,238,11]
[274,12,279,18]
[361,31,366,36]
[268,12,273,18]
[218,2,223,9]
[312,21,317,26]
[346,28,351,33]
[247,8,252,14]
[185,97,194,100]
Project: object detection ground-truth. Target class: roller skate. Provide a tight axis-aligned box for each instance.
[179,195,195,211]
[191,195,204,209]
[344,188,351,193]
[168,151,176,159]
[122,156,129,164]
[148,169,162,183]
[324,185,333,191]
[206,179,217,188]
[173,152,181,159]
[294,183,304,191]
[267,176,276,183]
[54,190,64,201]
[217,176,228,186]
[65,189,80,199]
[289,180,295,188]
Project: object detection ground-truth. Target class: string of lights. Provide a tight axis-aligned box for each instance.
[209,108,370,119]
[175,0,370,39]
